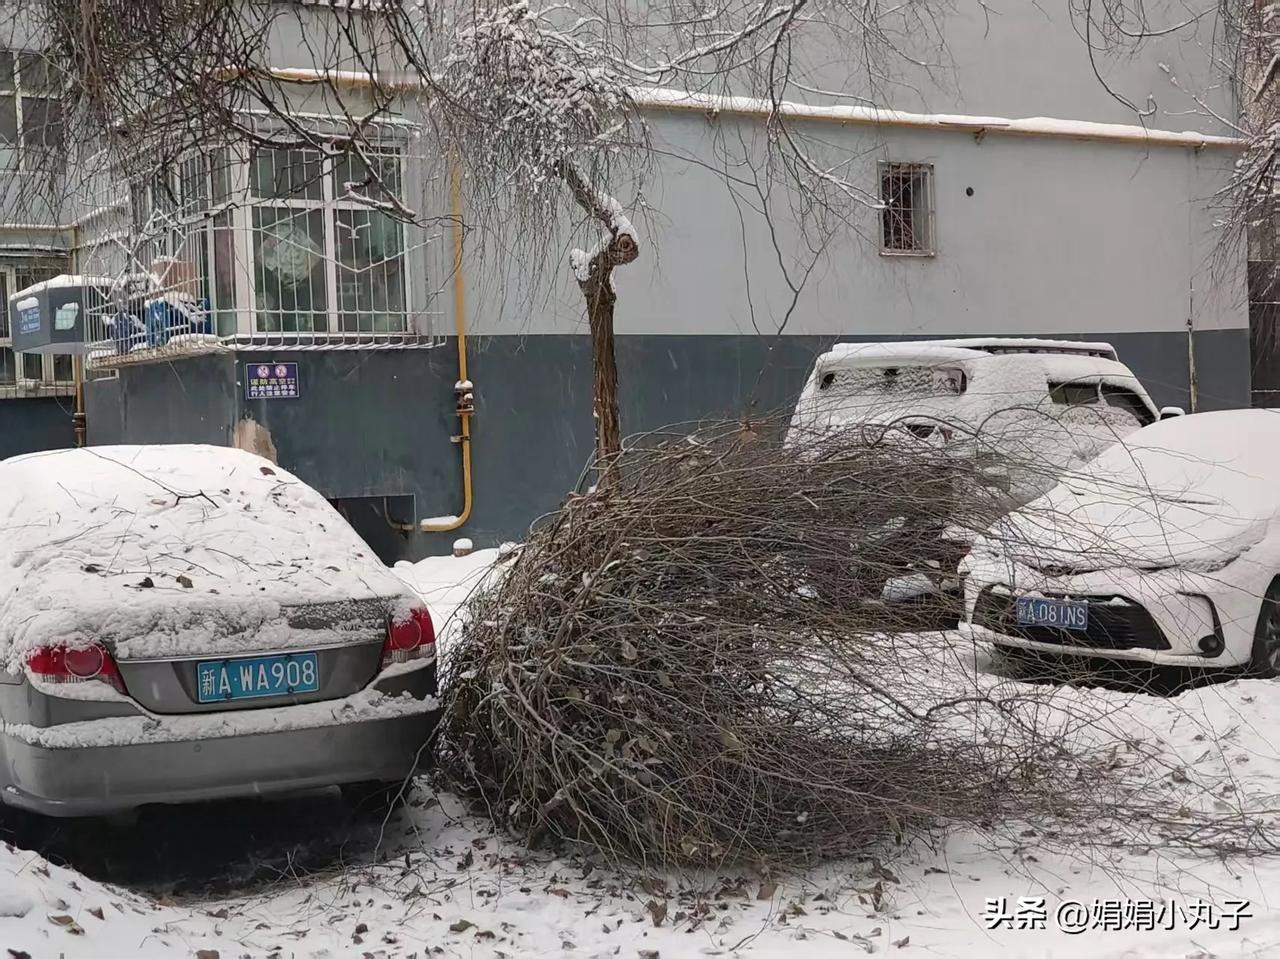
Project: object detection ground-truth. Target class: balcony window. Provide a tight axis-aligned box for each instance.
[109,143,414,350]
[0,52,63,171]
[250,147,408,334]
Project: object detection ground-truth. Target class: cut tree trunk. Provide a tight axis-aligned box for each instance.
[561,162,639,486]
[575,236,635,485]
[585,277,622,474]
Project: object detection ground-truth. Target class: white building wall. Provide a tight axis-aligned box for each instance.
[462,110,1247,341]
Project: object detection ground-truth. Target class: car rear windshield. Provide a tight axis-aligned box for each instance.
[818,365,967,397]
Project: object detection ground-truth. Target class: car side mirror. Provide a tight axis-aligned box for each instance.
[1158,406,1185,420]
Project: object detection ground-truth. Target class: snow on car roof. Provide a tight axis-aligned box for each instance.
[0,445,407,665]
[818,338,1119,369]
[816,343,984,369]
[810,343,1152,409]
[922,338,1118,358]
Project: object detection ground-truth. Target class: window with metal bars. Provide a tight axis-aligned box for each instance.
[879,162,935,255]
[116,142,413,344]
[249,146,408,334]
[128,148,239,337]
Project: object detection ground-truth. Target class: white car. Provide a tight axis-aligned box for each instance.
[961,409,1280,674]
[788,338,1176,507]
[787,338,1178,613]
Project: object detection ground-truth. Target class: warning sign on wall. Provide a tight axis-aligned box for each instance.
[245,362,300,400]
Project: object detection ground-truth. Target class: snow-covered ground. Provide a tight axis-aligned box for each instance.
[394,545,505,650]
[1,549,1279,958]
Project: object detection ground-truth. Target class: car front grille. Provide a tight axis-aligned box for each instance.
[973,588,1171,651]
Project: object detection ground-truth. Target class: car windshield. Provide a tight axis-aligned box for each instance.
[1061,410,1278,514]
[989,410,1280,571]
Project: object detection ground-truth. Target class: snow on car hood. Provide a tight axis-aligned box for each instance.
[969,411,1279,573]
[984,483,1266,573]
[0,445,408,667]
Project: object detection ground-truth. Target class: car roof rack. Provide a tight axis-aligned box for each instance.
[921,337,1119,360]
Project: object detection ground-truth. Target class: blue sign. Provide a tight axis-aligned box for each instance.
[246,362,300,400]
[16,297,40,336]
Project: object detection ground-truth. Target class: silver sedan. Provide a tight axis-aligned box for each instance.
[0,444,439,816]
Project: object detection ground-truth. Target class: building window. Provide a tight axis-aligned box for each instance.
[249,146,408,334]
[112,143,413,345]
[15,259,63,293]
[20,352,41,380]
[52,353,72,382]
[879,162,934,255]
[0,52,63,171]
[128,149,239,336]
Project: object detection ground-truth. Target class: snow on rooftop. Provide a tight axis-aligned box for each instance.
[10,274,117,299]
[0,444,410,666]
[633,87,1246,150]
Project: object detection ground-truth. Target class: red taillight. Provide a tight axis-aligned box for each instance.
[26,644,126,693]
[383,606,436,669]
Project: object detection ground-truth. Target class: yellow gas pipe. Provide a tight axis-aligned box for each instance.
[418,157,473,533]
[70,223,86,447]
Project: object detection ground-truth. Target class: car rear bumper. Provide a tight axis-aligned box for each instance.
[0,665,439,816]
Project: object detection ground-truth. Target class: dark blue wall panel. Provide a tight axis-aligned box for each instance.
[82,329,1249,559]
[0,396,73,459]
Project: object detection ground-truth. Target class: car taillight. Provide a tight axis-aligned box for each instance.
[26,643,126,694]
[382,607,436,669]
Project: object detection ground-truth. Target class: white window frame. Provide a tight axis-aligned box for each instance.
[0,51,62,173]
[128,145,412,339]
[127,147,253,338]
[878,161,936,257]
[245,145,411,336]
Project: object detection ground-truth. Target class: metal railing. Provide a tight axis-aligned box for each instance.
[79,143,447,370]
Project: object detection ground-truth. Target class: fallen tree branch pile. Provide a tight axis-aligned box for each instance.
[439,418,1274,868]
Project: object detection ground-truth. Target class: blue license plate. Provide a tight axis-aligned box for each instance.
[1016,597,1089,631]
[197,652,320,703]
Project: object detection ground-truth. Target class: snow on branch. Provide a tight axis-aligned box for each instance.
[564,172,637,288]
[435,1,638,197]
[562,160,638,283]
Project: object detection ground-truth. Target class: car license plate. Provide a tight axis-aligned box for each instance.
[1016,596,1089,631]
[196,652,320,703]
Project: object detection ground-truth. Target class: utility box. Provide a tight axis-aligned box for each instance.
[9,275,113,355]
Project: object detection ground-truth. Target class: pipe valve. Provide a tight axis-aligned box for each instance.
[455,379,475,416]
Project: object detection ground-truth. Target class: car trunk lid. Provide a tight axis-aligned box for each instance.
[112,597,395,714]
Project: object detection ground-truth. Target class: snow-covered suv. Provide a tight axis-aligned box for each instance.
[789,337,1176,501]
[787,337,1177,615]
